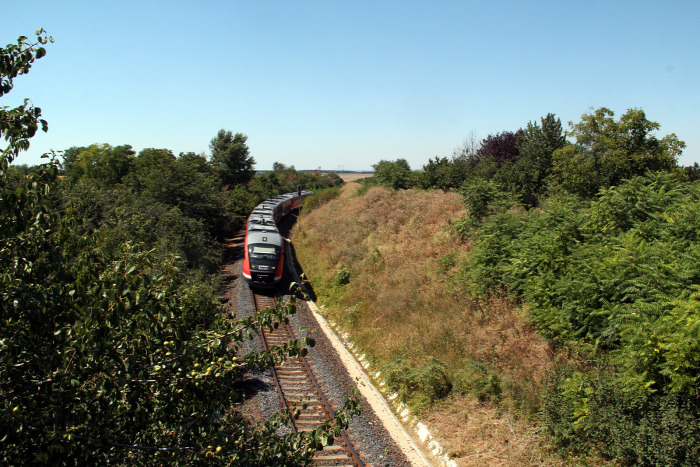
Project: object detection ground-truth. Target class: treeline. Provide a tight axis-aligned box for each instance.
[371,109,698,204]
[1,31,352,465]
[51,140,342,274]
[372,110,700,464]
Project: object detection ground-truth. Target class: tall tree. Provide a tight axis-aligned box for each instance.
[209,130,255,186]
[474,131,522,166]
[512,113,566,206]
[63,143,135,185]
[420,156,469,191]
[552,107,685,197]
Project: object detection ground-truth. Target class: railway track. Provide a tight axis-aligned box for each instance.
[252,291,366,467]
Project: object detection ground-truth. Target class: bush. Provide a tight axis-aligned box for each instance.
[455,211,527,297]
[303,186,341,211]
[542,362,700,465]
[372,159,414,190]
[453,360,501,402]
[460,172,700,463]
[384,358,452,411]
[333,267,351,286]
[353,176,379,196]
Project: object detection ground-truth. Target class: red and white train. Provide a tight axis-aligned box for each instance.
[242,189,311,287]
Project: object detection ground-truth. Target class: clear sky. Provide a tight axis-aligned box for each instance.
[4,0,699,170]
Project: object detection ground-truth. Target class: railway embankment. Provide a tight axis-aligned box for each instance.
[290,183,557,465]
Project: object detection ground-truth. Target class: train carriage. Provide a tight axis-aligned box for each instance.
[242,190,311,287]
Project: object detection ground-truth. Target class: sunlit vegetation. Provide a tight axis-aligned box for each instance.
[293,184,554,464]
[294,108,699,464]
[4,26,698,465]
[460,173,700,464]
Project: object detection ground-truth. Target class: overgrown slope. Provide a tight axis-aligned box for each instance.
[292,183,555,464]
[294,174,700,465]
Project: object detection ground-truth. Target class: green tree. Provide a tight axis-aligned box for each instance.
[420,156,469,191]
[209,130,255,187]
[123,148,177,198]
[372,158,413,189]
[102,148,230,271]
[63,143,136,186]
[512,113,565,206]
[60,145,86,173]
[1,29,52,162]
[684,162,700,181]
[272,161,291,172]
[552,107,685,197]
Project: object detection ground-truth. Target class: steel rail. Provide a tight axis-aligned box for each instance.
[252,290,365,467]
[284,320,365,466]
[253,294,299,434]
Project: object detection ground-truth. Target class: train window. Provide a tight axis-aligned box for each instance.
[251,246,277,255]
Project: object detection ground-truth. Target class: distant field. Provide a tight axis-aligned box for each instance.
[338,172,373,182]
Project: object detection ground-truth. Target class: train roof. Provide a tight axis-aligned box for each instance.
[248,217,276,227]
[251,209,273,217]
[255,191,312,209]
[247,229,283,247]
[248,219,278,230]
[246,191,313,232]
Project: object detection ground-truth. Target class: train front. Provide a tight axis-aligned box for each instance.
[242,229,285,287]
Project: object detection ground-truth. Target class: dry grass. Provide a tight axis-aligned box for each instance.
[337,172,373,182]
[423,395,563,466]
[291,183,558,464]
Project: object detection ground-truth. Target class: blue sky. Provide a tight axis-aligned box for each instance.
[4,0,699,170]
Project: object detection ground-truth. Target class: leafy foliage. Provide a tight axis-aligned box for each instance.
[452,360,502,402]
[209,130,255,187]
[63,144,135,186]
[1,29,52,162]
[509,113,566,206]
[457,178,519,226]
[419,156,470,191]
[543,362,700,465]
[1,32,359,464]
[459,169,700,462]
[302,186,341,211]
[474,131,522,166]
[384,358,452,411]
[248,166,342,202]
[684,162,700,181]
[552,107,685,197]
[372,158,414,189]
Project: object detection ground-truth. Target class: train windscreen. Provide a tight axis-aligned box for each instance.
[252,246,277,255]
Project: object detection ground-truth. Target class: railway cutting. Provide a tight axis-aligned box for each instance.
[225,191,418,466]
